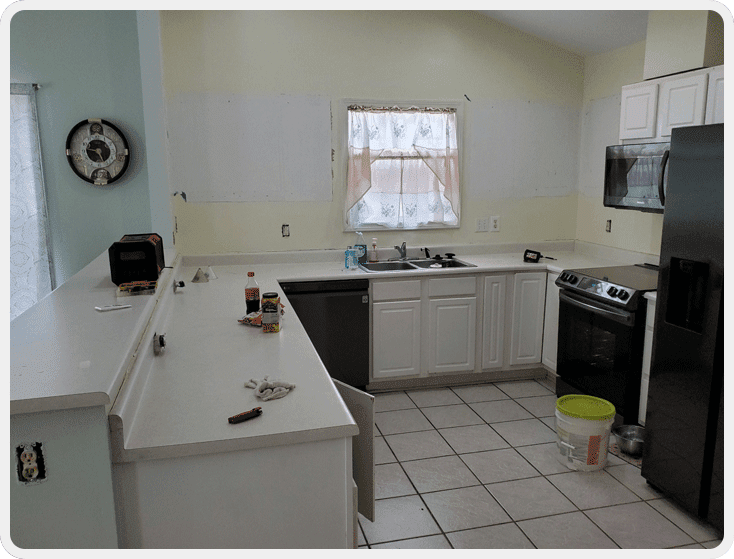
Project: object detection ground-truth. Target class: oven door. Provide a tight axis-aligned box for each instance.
[556,290,643,421]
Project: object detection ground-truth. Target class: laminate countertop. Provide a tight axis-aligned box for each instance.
[11,245,652,459]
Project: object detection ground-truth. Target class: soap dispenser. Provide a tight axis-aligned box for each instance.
[369,238,379,263]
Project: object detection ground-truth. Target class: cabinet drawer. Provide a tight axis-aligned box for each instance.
[428,276,476,298]
[372,280,421,302]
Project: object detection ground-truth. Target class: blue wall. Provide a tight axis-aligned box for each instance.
[10,10,153,284]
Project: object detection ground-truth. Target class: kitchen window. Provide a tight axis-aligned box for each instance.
[345,104,461,231]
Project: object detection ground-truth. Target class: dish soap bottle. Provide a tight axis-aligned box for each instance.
[245,272,260,314]
[369,238,379,262]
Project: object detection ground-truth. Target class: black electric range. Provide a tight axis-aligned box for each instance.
[554,264,659,423]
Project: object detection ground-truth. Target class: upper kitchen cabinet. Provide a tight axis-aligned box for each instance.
[619,82,659,141]
[705,66,725,124]
[657,72,708,138]
[619,66,723,143]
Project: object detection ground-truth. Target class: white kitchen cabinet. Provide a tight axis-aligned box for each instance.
[619,65,723,144]
[509,272,547,366]
[639,299,656,426]
[705,66,724,124]
[541,272,560,372]
[481,275,507,370]
[428,297,476,374]
[619,82,659,141]
[657,72,708,138]
[372,300,422,378]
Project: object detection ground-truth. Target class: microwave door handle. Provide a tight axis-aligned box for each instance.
[658,150,669,207]
[559,291,633,324]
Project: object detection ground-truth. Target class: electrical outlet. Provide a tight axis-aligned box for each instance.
[16,443,45,484]
[606,220,612,233]
[490,216,500,232]
[282,224,290,237]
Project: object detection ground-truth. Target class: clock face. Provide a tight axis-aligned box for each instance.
[66,119,130,186]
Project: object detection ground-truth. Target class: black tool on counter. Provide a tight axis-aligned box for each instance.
[228,407,263,425]
[523,249,556,263]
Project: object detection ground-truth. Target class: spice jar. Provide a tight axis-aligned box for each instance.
[261,292,280,333]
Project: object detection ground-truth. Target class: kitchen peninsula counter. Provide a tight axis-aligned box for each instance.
[10,244,652,458]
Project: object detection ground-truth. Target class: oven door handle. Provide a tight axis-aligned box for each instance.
[559,290,633,324]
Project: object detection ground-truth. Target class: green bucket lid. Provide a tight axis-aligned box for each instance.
[556,395,616,421]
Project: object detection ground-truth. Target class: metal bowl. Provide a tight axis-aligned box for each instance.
[613,425,645,457]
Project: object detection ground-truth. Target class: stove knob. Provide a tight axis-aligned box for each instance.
[568,275,578,284]
[617,289,629,301]
[560,273,568,281]
[607,286,618,297]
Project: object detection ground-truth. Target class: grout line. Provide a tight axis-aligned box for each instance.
[367,380,715,549]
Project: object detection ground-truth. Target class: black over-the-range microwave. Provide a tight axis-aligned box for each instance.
[604,142,669,213]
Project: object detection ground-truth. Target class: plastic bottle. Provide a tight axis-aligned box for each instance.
[369,238,379,262]
[345,246,358,271]
[245,272,260,314]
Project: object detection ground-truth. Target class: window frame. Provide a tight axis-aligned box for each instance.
[340,98,464,232]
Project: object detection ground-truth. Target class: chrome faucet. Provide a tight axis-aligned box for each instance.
[394,242,407,260]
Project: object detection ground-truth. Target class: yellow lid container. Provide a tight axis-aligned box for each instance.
[556,395,615,421]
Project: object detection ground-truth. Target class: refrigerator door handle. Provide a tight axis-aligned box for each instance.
[658,150,670,207]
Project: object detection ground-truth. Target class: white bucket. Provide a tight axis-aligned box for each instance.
[555,395,615,472]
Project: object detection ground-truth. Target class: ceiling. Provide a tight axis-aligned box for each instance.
[480,10,649,56]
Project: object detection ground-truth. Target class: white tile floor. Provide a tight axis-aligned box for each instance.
[358,379,723,549]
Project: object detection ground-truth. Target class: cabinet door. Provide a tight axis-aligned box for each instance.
[428,297,476,374]
[510,272,547,366]
[541,272,560,372]
[372,300,421,378]
[481,275,506,370]
[619,82,659,140]
[658,73,708,137]
[332,379,375,522]
[705,66,724,125]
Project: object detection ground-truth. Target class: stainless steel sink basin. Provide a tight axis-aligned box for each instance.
[359,258,475,272]
[410,259,475,269]
[359,261,417,272]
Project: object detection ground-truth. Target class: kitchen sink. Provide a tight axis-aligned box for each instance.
[410,259,475,269]
[359,258,476,273]
[359,261,418,272]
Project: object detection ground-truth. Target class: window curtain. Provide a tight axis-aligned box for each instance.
[346,106,460,228]
[10,83,53,321]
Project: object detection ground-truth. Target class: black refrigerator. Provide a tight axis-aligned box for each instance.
[641,123,724,534]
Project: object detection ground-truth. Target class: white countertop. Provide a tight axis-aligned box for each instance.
[11,245,653,459]
[10,252,173,415]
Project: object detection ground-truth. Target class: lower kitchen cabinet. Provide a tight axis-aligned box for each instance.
[541,272,560,372]
[372,300,421,378]
[509,272,547,366]
[428,297,476,374]
[481,275,507,370]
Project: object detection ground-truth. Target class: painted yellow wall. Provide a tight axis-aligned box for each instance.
[160,11,584,255]
[575,39,665,256]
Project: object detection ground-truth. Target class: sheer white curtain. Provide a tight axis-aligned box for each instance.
[10,84,53,321]
[346,106,460,229]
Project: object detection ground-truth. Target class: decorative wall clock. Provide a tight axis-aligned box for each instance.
[65,119,130,186]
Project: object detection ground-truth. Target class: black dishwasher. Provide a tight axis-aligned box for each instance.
[280,279,369,389]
